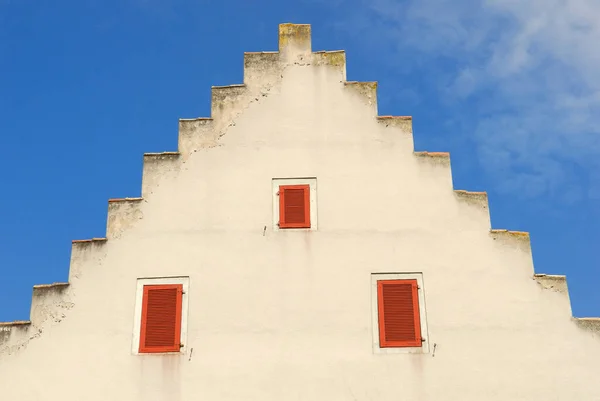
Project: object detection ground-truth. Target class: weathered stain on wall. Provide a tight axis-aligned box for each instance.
[574,318,600,335]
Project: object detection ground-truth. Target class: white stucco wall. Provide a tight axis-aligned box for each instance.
[1,24,599,401]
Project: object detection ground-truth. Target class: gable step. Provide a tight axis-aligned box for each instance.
[0,321,31,328]
[490,229,530,238]
[178,118,215,155]
[143,152,180,158]
[344,81,377,112]
[107,198,145,239]
[533,274,568,293]
[210,84,259,142]
[68,237,108,282]
[72,238,107,244]
[312,50,346,79]
[377,116,413,149]
[489,229,531,253]
[31,283,72,329]
[377,115,412,130]
[453,190,490,226]
[243,49,347,88]
[32,282,69,290]
[179,117,213,122]
[279,23,311,61]
[211,84,249,121]
[244,52,282,88]
[108,197,143,203]
[279,25,346,71]
[530,276,600,336]
[212,84,246,89]
[414,151,451,167]
[142,152,182,197]
[454,189,487,198]
[454,190,489,209]
[0,321,31,353]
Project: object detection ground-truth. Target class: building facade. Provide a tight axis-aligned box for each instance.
[1,23,599,401]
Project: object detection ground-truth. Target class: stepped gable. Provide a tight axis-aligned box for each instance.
[1,22,597,356]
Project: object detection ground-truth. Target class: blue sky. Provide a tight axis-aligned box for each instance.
[1,0,598,321]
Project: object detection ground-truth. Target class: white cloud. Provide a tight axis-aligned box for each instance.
[350,0,600,201]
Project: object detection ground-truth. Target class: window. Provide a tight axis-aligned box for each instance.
[132,277,189,355]
[377,279,421,347]
[279,185,310,228]
[272,178,317,230]
[139,284,183,353]
[371,273,429,354]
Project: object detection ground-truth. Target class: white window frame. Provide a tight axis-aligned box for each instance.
[272,177,318,231]
[371,272,430,354]
[131,276,190,355]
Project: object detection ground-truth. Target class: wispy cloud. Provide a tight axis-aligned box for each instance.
[336,0,600,202]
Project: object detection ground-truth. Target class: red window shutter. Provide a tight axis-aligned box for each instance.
[279,185,310,228]
[139,284,183,353]
[377,279,422,347]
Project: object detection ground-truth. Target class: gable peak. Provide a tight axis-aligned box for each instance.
[279,23,312,60]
